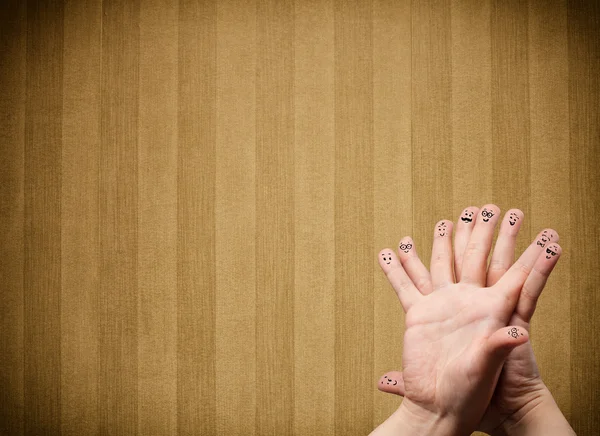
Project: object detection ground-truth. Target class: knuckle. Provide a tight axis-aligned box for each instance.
[465,242,484,257]
[515,260,532,275]
[520,281,540,303]
[488,258,508,272]
[432,252,447,263]
[413,275,430,291]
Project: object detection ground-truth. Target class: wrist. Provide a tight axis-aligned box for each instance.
[493,384,575,436]
[370,399,471,436]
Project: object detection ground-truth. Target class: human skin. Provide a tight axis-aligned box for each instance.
[376,206,574,435]
[370,205,565,435]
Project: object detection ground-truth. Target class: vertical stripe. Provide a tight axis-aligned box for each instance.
[215,0,257,434]
[98,0,139,433]
[491,0,531,245]
[61,0,101,434]
[451,0,493,207]
[568,0,600,433]
[294,0,335,434]
[177,0,217,434]
[138,0,178,433]
[334,1,374,434]
[255,0,295,433]
[528,0,571,421]
[0,1,26,434]
[412,0,453,264]
[24,0,63,433]
[372,0,412,427]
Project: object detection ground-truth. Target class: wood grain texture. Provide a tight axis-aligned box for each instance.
[334,1,374,434]
[372,0,412,427]
[0,0,598,435]
[528,0,571,423]
[294,1,335,435]
[491,0,531,248]
[451,0,493,207]
[61,0,101,434]
[177,0,217,434]
[255,1,295,434]
[98,0,140,434]
[568,0,600,433]
[138,0,178,434]
[412,0,454,263]
[24,0,63,433]
[0,1,26,435]
[215,0,257,434]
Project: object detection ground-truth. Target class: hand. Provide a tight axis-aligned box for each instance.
[373,205,561,434]
[377,206,561,433]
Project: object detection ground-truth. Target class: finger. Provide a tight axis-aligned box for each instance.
[460,204,501,286]
[487,209,525,286]
[397,237,433,295]
[484,325,530,367]
[515,242,562,322]
[491,228,559,309]
[377,371,405,396]
[454,206,479,282]
[430,220,455,291]
[469,325,530,387]
[378,248,422,311]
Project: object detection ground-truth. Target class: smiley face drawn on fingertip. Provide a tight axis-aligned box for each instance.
[380,375,398,386]
[507,327,524,339]
[536,230,555,247]
[508,212,520,226]
[381,252,393,265]
[545,244,559,259]
[481,208,495,223]
[436,221,448,237]
[399,242,413,253]
[461,209,475,223]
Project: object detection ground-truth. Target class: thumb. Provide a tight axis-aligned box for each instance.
[377,371,405,396]
[484,325,530,366]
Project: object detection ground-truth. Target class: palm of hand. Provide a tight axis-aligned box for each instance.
[402,283,508,419]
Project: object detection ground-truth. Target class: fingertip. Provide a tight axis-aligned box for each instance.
[542,242,562,263]
[504,325,529,345]
[458,206,479,225]
[378,248,398,272]
[434,219,453,238]
[506,208,524,223]
[508,208,524,217]
[501,208,525,235]
[488,325,530,362]
[535,228,559,246]
[377,371,404,396]
[479,204,501,225]
[397,237,415,257]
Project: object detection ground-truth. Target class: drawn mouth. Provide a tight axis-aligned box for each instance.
[483,218,489,222]
[461,217,472,222]
[546,256,551,259]
[439,233,446,237]
[509,221,516,226]
[403,250,410,253]
[386,261,391,265]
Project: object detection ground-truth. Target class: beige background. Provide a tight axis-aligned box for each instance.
[1,0,598,435]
